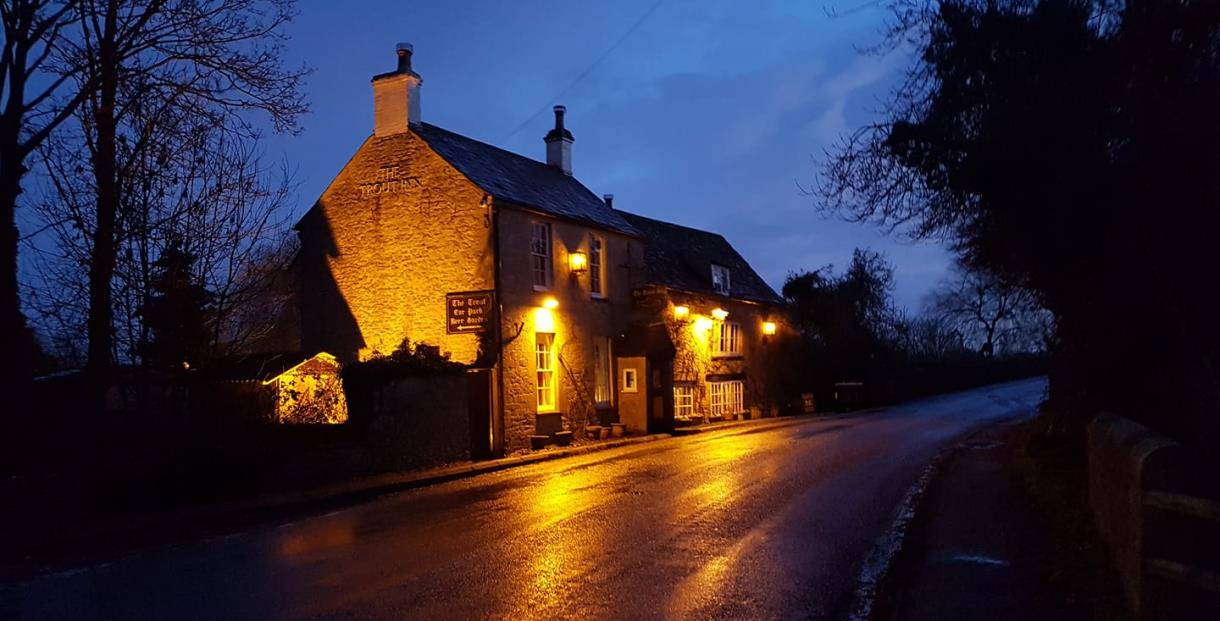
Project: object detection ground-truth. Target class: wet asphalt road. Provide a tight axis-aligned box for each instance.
[3,378,1045,621]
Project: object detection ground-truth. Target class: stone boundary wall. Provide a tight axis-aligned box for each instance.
[360,372,471,468]
[1087,412,1220,618]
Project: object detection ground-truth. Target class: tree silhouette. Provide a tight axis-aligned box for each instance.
[141,242,212,370]
[784,249,901,387]
[927,265,1049,357]
[820,0,1220,442]
[0,0,91,390]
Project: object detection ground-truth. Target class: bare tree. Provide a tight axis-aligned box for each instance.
[0,0,91,387]
[49,0,306,409]
[927,266,1050,357]
[28,99,298,371]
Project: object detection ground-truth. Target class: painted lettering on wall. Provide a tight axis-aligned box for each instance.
[359,165,422,198]
[446,290,495,334]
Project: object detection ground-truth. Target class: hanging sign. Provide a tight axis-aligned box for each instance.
[446,290,495,334]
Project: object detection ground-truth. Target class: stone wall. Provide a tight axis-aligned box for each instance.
[362,372,471,468]
[1087,412,1220,618]
[296,131,494,364]
[495,207,644,451]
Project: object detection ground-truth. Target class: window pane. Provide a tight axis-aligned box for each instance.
[590,235,603,296]
[674,385,695,419]
[536,333,555,410]
[532,223,551,288]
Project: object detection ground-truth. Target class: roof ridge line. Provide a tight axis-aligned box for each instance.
[618,209,727,239]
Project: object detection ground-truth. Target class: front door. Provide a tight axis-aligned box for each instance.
[467,368,495,460]
[647,358,674,434]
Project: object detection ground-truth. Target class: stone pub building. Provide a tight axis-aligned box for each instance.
[293,44,786,455]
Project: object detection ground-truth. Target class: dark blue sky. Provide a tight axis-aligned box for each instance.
[264,0,951,309]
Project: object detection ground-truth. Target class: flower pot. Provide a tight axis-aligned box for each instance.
[610,423,625,437]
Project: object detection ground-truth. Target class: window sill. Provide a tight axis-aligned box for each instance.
[711,354,745,361]
[533,285,551,292]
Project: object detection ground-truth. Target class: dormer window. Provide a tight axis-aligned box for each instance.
[711,264,731,296]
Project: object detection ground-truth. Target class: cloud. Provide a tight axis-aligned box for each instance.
[265,0,951,309]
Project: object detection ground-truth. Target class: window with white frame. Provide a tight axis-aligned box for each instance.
[709,380,744,417]
[674,384,695,420]
[589,234,605,298]
[531,222,552,290]
[713,320,742,357]
[711,264,731,296]
[535,333,556,411]
[621,367,638,393]
[593,336,612,405]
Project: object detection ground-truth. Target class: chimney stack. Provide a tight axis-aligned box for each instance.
[603,194,614,209]
[372,42,422,137]
[544,105,574,175]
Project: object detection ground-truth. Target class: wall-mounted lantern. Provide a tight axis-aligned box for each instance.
[542,296,560,310]
[568,251,588,273]
[711,308,729,321]
[673,305,689,319]
[762,321,777,336]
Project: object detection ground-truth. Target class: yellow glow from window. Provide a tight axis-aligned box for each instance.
[673,305,689,319]
[568,251,588,272]
[542,296,559,310]
[534,307,555,333]
[711,308,729,320]
[762,321,777,336]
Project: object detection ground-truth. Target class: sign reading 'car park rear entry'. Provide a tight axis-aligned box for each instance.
[446,290,494,334]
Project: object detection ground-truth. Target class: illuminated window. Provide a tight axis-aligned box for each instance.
[711,264,731,296]
[531,222,552,290]
[590,234,605,298]
[536,333,556,411]
[709,380,744,417]
[593,336,612,405]
[621,367,638,393]
[674,384,695,420]
[713,320,742,357]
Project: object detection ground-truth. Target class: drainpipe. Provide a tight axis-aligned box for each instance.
[490,196,507,457]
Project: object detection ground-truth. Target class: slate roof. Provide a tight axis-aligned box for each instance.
[412,123,640,237]
[618,211,785,305]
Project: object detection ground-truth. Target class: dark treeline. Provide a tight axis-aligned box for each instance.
[819,0,1220,447]
[775,248,1048,411]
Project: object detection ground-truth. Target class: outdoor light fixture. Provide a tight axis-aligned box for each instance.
[534,308,555,333]
[762,321,777,336]
[694,316,714,332]
[673,305,689,319]
[711,308,729,320]
[534,297,559,332]
[568,251,588,272]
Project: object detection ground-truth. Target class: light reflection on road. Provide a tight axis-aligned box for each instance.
[4,378,1046,621]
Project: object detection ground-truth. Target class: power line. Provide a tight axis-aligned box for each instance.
[498,0,667,143]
